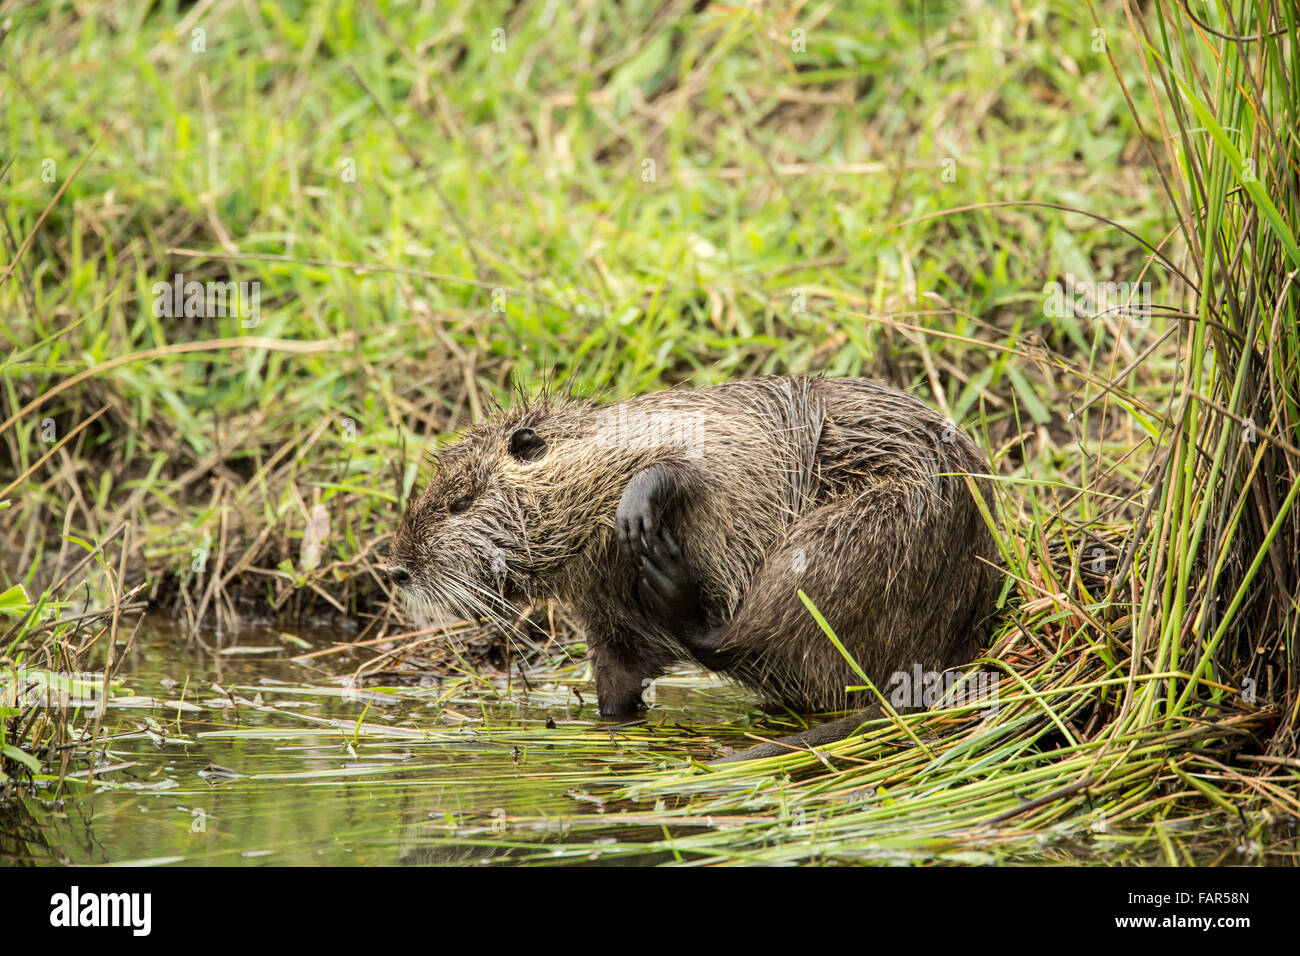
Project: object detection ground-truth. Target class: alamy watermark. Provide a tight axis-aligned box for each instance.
[49,886,151,936]
[151,272,260,328]
[1043,273,1151,328]
[1,668,105,712]
[594,405,707,459]
[887,664,1000,716]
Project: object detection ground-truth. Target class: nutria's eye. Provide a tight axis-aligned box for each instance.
[449,495,473,514]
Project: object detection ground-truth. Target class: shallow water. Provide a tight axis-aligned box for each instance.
[2,619,763,865]
[2,620,1293,866]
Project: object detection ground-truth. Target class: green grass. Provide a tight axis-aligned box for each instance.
[1,1,1173,621]
[1,0,1296,863]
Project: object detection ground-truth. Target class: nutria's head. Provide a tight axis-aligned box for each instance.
[385,399,620,626]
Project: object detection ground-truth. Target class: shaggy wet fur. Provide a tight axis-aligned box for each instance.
[389,375,1001,750]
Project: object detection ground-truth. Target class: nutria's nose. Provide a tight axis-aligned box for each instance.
[386,566,412,587]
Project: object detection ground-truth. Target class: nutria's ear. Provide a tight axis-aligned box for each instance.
[509,427,547,462]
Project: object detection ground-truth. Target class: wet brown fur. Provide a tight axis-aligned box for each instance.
[390,375,1001,756]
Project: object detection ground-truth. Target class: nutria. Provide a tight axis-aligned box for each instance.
[386,375,1001,760]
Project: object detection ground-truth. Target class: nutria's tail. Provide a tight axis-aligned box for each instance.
[710,707,890,764]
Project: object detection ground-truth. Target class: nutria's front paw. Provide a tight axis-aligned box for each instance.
[637,529,710,640]
[597,696,645,721]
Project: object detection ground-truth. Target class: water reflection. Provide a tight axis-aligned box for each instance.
[4,618,1294,866]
